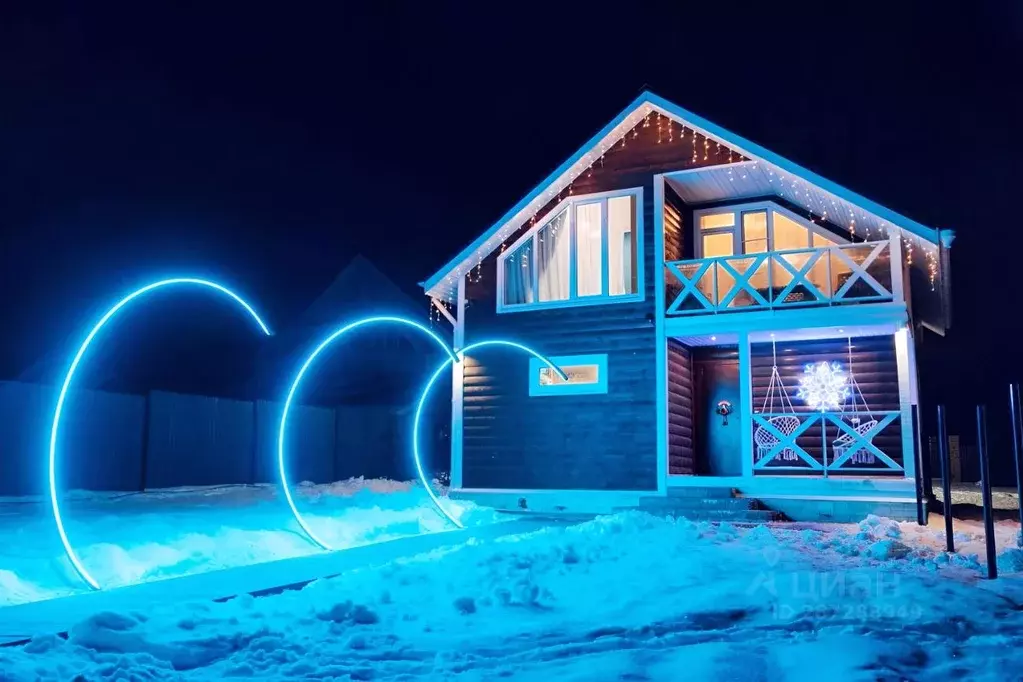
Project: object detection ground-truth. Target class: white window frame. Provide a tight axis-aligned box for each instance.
[693,201,848,259]
[496,187,644,313]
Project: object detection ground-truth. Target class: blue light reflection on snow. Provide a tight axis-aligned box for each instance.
[277,316,458,550]
[48,278,272,591]
[412,340,566,529]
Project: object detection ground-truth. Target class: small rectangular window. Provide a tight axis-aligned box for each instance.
[529,354,609,396]
[700,213,735,230]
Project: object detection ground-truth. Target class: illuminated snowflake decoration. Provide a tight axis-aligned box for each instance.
[797,361,849,411]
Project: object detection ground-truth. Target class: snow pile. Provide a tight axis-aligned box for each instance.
[0,478,496,607]
[3,511,1023,680]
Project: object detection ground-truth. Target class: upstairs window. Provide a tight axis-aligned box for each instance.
[499,188,643,312]
[694,204,845,259]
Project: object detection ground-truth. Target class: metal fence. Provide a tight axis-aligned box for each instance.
[0,381,448,497]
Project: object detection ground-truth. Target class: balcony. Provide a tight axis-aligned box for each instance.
[665,241,896,316]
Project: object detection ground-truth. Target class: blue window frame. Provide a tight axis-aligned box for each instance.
[529,353,609,396]
[497,188,644,313]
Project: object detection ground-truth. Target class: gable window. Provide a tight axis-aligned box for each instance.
[498,188,643,312]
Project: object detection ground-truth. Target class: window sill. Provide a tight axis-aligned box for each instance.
[497,293,645,314]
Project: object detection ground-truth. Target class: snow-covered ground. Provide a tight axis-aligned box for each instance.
[0,479,498,607]
[2,509,1022,680]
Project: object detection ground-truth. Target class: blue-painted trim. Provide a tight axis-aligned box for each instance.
[499,293,644,314]
[528,353,608,396]
[663,302,908,339]
[422,90,941,293]
[653,176,668,494]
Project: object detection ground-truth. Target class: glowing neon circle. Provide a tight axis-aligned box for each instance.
[49,278,272,591]
[277,316,458,550]
[412,340,566,529]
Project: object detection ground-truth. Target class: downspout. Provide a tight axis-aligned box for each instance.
[938,229,955,331]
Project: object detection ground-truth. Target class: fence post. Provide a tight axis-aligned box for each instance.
[1011,383,1023,540]
[937,404,954,553]
[976,405,997,579]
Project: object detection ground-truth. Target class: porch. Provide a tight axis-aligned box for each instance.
[660,315,919,515]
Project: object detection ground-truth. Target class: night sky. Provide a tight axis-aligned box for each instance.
[1,4,1021,421]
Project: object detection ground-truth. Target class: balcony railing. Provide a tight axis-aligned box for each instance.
[665,241,894,315]
[752,410,903,476]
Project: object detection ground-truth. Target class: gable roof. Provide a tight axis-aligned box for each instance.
[421,90,952,301]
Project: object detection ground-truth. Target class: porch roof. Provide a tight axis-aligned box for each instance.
[421,91,951,302]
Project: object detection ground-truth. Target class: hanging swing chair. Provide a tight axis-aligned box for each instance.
[832,337,879,465]
[754,337,801,463]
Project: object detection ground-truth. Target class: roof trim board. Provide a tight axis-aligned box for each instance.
[421,90,949,299]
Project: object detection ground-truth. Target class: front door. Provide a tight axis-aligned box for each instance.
[694,348,742,476]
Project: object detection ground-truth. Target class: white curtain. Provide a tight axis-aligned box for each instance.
[504,239,534,305]
[576,202,603,296]
[537,210,570,301]
[607,196,634,295]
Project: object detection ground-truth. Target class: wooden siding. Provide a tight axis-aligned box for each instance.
[663,183,686,307]
[458,113,739,491]
[462,189,657,490]
[666,340,695,475]
[751,335,902,474]
[663,183,685,261]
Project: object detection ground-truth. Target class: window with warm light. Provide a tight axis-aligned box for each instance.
[529,354,609,396]
[694,203,848,258]
[498,189,643,312]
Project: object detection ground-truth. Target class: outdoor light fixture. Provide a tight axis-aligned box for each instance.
[48,278,272,591]
[277,316,458,551]
[411,340,566,528]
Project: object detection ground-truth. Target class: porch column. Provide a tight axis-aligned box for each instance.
[894,326,916,481]
[739,331,754,479]
[450,277,466,489]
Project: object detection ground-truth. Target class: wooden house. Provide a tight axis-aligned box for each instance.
[420,92,953,521]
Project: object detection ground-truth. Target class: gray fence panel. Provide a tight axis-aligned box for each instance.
[0,382,145,496]
[256,401,335,484]
[61,387,146,491]
[145,391,255,488]
[0,381,52,496]
[335,405,403,481]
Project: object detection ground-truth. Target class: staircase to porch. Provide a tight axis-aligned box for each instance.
[620,486,786,523]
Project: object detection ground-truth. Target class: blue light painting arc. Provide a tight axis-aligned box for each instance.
[412,339,566,529]
[48,278,272,591]
[277,316,459,551]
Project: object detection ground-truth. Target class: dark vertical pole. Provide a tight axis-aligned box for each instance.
[911,405,925,525]
[1012,383,1023,539]
[937,405,954,552]
[977,405,997,579]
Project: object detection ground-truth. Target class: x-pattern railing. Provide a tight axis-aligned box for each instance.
[752,411,903,475]
[665,241,893,315]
